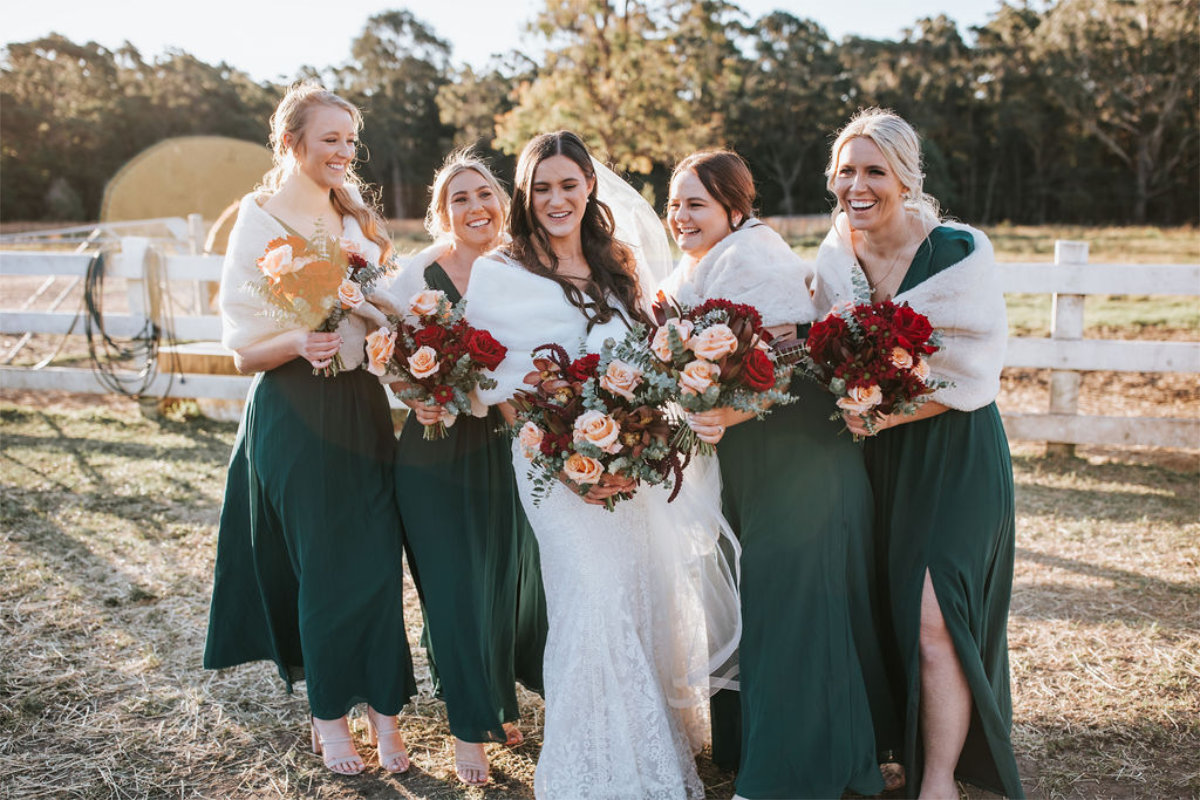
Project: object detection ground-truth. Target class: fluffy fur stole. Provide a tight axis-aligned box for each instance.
[812,214,1007,411]
[658,220,818,326]
[218,192,390,369]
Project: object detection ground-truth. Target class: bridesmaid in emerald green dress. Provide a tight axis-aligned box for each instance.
[817,108,1023,799]
[664,151,886,799]
[386,151,547,787]
[204,83,416,776]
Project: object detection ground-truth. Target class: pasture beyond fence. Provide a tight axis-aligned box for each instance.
[1,221,1197,452]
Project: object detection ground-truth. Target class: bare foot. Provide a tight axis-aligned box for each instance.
[503,722,524,746]
[455,738,489,786]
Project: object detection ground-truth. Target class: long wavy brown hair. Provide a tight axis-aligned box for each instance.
[506,131,645,329]
[258,81,393,260]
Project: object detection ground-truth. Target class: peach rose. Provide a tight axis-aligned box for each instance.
[679,359,720,395]
[518,421,545,458]
[338,237,363,255]
[599,359,642,401]
[913,358,931,381]
[364,327,396,377]
[689,323,739,361]
[338,279,364,309]
[573,409,622,454]
[409,289,446,317]
[650,319,694,361]
[836,384,884,415]
[890,346,913,370]
[257,243,301,283]
[407,345,440,379]
[563,452,605,485]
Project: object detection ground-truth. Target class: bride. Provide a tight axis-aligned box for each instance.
[464,130,738,799]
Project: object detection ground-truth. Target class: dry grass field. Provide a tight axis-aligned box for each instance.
[1,224,1197,799]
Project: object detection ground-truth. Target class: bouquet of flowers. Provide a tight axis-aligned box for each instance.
[646,293,796,454]
[366,288,508,439]
[799,299,950,435]
[249,231,391,375]
[510,337,687,510]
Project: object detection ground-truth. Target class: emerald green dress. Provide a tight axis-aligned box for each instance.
[395,262,548,744]
[710,378,886,799]
[864,226,1023,798]
[203,358,417,720]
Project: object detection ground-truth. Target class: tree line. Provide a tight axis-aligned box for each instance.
[2,0,1196,226]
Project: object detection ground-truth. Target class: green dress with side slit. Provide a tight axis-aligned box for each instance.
[863,226,1023,798]
[395,262,548,744]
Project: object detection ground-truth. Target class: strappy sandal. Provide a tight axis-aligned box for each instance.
[311,716,366,776]
[454,738,490,786]
[365,707,411,774]
[502,722,524,747]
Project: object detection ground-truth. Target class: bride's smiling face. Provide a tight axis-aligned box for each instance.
[531,155,594,242]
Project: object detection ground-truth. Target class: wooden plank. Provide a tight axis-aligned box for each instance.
[1005,338,1200,372]
[1001,412,1200,449]
[0,251,95,276]
[997,263,1200,295]
[0,311,223,341]
[162,254,224,281]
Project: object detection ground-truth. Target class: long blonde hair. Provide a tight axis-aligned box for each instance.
[825,107,942,228]
[424,149,510,246]
[259,81,393,260]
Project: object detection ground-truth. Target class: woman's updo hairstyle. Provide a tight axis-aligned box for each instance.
[825,107,942,227]
[671,150,757,230]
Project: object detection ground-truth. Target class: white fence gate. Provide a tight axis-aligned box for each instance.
[1,232,1197,450]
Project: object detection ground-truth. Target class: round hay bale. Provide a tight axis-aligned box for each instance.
[100,136,271,233]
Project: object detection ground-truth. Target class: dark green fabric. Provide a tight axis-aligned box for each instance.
[863,225,1024,798]
[204,359,417,720]
[711,379,885,799]
[396,262,548,744]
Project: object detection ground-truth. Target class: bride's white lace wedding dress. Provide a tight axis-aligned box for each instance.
[466,255,714,799]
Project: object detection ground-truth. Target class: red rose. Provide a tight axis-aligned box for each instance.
[568,353,600,381]
[742,348,776,392]
[432,385,455,404]
[806,315,847,360]
[347,252,368,274]
[465,328,507,370]
[893,304,934,345]
[413,325,446,349]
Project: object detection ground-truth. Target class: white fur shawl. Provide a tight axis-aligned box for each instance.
[812,214,1007,411]
[218,192,391,370]
[658,219,818,325]
[463,255,632,406]
[376,239,454,316]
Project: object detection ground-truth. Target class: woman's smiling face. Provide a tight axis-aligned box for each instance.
[445,168,503,250]
[291,105,357,190]
[531,154,593,242]
[667,169,735,260]
[831,136,908,232]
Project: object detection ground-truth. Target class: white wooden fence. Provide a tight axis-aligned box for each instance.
[1,234,1197,450]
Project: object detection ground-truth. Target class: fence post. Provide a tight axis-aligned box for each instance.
[1046,240,1088,457]
[187,213,211,314]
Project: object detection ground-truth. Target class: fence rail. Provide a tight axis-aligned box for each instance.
[1,236,1197,451]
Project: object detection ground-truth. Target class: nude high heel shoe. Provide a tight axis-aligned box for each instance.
[365,707,411,774]
[310,715,366,776]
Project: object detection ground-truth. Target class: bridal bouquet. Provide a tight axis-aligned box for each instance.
[250,231,390,376]
[510,340,686,510]
[367,288,508,440]
[646,293,796,454]
[799,299,950,435]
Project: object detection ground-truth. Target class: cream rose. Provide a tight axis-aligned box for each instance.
[913,358,931,381]
[338,237,363,255]
[563,452,605,485]
[409,289,446,317]
[573,409,622,454]
[364,327,396,377]
[689,323,739,361]
[599,359,642,401]
[257,244,300,283]
[650,319,694,361]
[890,346,914,370]
[518,421,545,458]
[338,279,365,309]
[836,384,884,415]
[679,359,720,395]
[407,345,440,379]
